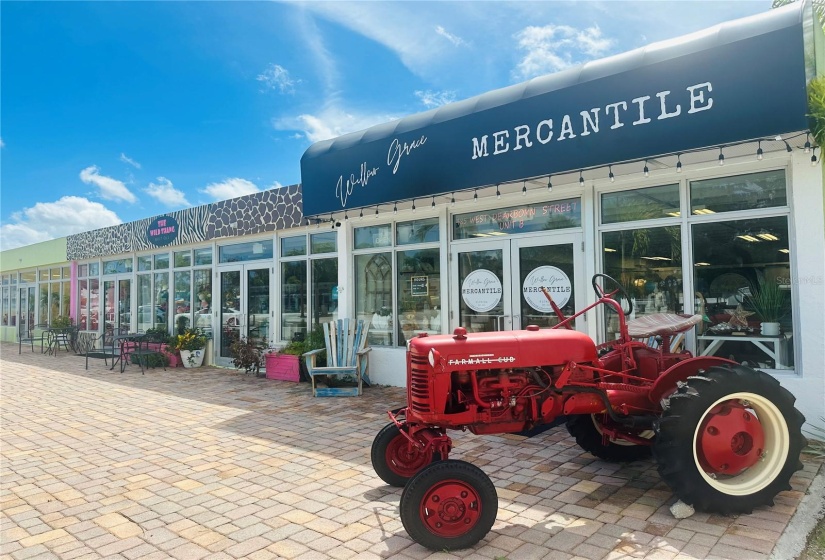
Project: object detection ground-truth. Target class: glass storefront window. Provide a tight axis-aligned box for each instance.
[194,248,213,266]
[50,268,61,280]
[397,218,439,245]
[9,288,16,327]
[39,270,49,281]
[174,251,191,268]
[89,279,100,331]
[396,249,441,343]
[1,287,8,326]
[311,258,338,325]
[154,254,169,270]
[281,261,307,342]
[137,256,152,271]
[355,252,393,346]
[602,184,680,223]
[310,232,337,254]
[154,272,169,330]
[454,198,581,240]
[20,271,36,283]
[219,240,273,263]
[89,263,100,276]
[281,236,307,257]
[39,285,48,324]
[693,216,793,369]
[78,264,88,277]
[103,259,133,274]
[79,279,88,330]
[137,275,152,332]
[354,225,392,249]
[174,271,191,332]
[193,269,212,335]
[691,170,787,215]
[603,226,682,339]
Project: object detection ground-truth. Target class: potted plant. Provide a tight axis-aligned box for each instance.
[747,278,789,336]
[265,340,304,382]
[229,336,264,375]
[170,327,208,367]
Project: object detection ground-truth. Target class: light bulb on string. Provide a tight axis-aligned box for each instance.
[359,209,363,220]
[805,133,811,153]
[450,193,455,206]
[757,140,763,161]
[522,181,527,196]
[375,205,379,219]
[344,211,349,221]
[473,189,478,203]
[811,147,818,166]
[676,154,682,173]
[785,141,793,153]
[608,165,614,183]
[643,160,649,177]
[579,171,584,186]
[547,176,552,192]
[315,219,320,229]
[431,196,436,208]
[411,199,416,213]
[496,184,501,199]
[718,147,725,166]
[393,202,398,215]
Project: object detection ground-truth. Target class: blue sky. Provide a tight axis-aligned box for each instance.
[0,1,771,250]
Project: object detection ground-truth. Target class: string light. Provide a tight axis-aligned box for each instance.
[579,171,584,186]
[344,211,349,221]
[496,184,501,199]
[785,140,793,153]
[522,180,527,196]
[676,154,682,173]
[304,218,310,226]
[411,199,416,213]
[811,147,818,166]
[643,160,649,177]
[431,196,436,208]
[315,219,320,229]
[359,208,363,220]
[473,189,478,203]
[450,193,455,206]
[375,205,379,218]
[393,202,398,215]
[804,133,811,153]
[608,165,614,183]
[718,146,725,166]
[547,176,552,192]
[757,140,763,161]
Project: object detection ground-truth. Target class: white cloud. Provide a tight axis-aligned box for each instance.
[0,137,5,148]
[435,25,467,47]
[0,196,122,250]
[145,177,190,207]
[119,153,141,169]
[514,24,614,79]
[201,178,260,201]
[257,63,298,94]
[275,104,397,143]
[79,165,137,203]
[415,90,457,109]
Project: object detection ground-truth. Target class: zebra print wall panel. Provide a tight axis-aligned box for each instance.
[67,184,304,260]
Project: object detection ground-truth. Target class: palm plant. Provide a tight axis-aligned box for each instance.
[746,278,789,323]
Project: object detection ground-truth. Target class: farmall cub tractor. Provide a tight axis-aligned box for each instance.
[371,274,806,551]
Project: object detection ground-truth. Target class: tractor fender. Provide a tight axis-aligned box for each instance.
[648,356,737,405]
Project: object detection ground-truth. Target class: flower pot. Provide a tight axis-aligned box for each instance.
[180,349,205,368]
[265,353,300,382]
[760,322,781,336]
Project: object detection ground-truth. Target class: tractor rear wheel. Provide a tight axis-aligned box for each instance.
[371,423,440,487]
[566,414,653,462]
[653,364,805,514]
[400,460,498,551]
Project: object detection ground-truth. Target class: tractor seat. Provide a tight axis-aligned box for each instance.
[626,313,703,338]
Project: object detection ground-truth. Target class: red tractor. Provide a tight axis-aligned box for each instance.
[371,274,806,551]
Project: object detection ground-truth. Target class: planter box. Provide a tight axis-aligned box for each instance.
[265,353,300,382]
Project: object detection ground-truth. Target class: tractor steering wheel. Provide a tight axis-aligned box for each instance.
[591,273,633,316]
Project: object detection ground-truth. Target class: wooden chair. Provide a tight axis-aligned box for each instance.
[303,319,371,397]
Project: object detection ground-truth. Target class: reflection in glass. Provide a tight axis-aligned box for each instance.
[220,271,241,358]
[137,275,152,333]
[194,248,213,266]
[89,280,99,331]
[354,225,392,249]
[154,273,168,331]
[397,218,439,245]
[281,236,307,257]
[397,249,440,343]
[310,232,337,254]
[193,269,212,335]
[281,261,307,343]
[174,271,191,333]
[311,258,338,327]
[458,249,505,332]
[355,253,393,345]
[219,240,273,263]
[247,269,270,348]
[601,184,680,223]
[454,198,581,240]
[519,245,575,328]
[174,251,192,268]
[691,170,786,214]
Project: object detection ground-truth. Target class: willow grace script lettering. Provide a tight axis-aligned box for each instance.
[336,162,380,207]
[462,277,503,294]
[471,82,713,159]
[388,135,427,174]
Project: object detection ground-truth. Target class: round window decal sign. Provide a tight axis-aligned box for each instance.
[462,269,502,313]
[523,266,572,312]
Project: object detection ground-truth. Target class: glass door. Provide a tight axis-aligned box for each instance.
[451,234,582,333]
[103,277,132,334]
[19,286,35,334]
[217,265,270,365]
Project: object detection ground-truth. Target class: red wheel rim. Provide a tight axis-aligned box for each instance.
[419,479,481,537]
[697,401,766,475]
[386,434,431,478]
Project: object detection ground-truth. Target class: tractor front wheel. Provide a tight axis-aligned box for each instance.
[371,423,440,487]
[566,414,653,462]
[653,364,805,514]
[400,460,498,551]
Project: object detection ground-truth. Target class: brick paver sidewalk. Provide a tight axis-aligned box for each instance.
[1,344,820,559]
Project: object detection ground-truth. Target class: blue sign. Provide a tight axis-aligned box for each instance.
[146,216,179,247]
[300,10,809,217]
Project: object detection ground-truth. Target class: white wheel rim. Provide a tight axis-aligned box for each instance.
[691,392,789,496]
[591,415,654,446]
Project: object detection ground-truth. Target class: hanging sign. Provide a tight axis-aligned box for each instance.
[411,276,429,297]
[462,269,503,312]
[146,216,179,247]
[523,266,572,312]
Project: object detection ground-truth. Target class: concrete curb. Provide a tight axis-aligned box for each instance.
[770,459,825,560]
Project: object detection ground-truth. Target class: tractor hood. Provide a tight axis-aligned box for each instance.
[408,326,597,369]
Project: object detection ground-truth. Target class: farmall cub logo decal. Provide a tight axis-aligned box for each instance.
[461,269,502,313]
[522,266,571,312]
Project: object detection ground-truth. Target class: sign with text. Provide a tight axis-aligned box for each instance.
[411,276,429,297]
[300,14,807,216]
[454,198,580,239]
[146,216,179,247]
[461,269,503,313]
[523,266,572,312]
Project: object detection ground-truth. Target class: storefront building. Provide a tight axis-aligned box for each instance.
[1,3,823,426]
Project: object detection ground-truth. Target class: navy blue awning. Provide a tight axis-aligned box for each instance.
[300,2,813,217]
